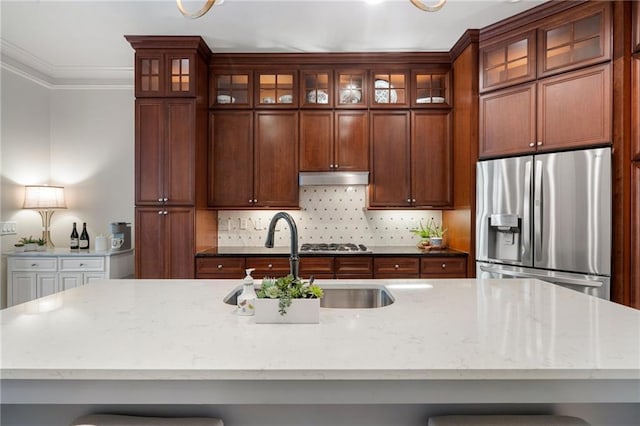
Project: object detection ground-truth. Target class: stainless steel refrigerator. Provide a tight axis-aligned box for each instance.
[476,147,611,299]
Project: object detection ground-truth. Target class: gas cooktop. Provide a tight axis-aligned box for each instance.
[300,243,371,253]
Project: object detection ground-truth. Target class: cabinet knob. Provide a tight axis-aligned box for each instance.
[248,199,253,204]
[31,263,37,267]
[394,264,399,269]
[163,211,168,215]
[529,142,535,147]
[80,263,85,267]
[158,197,163,202]
[158,210,163,215]
[217,264,223,269]
[412,199,416,203]
[335,164,339,169]
[268,263,273,268]
[163,197,169,202]
[253,199,257,203]
[329,164,334,169]
[407,198,411,203]
[537,141,543,146]
[441,263,447,269]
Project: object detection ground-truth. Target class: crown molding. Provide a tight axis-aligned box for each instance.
[0,39,133,89]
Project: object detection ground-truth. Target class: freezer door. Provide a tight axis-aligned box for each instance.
[476,156,533,266]
[534,148,611,275]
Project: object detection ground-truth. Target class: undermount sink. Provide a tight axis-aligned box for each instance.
[223,285,394,309]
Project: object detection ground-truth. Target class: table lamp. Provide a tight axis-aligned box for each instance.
[23,185,67,248]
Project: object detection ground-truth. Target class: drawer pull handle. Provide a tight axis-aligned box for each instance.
[31,263,37,267]
[217,264,223,269]
[268,264,273,268]
[441,263,446,269]
[80,263,85,267]
[394,264,399,269]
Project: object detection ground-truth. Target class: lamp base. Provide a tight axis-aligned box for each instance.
[38,210,56,248]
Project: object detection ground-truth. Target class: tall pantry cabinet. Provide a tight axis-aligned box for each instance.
[127,36,217,279]
[631,1,640,306]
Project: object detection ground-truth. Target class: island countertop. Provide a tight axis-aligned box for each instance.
[1,278,639,406]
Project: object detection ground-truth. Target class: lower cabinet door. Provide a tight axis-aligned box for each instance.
[59,273,83,291]
[36,273,59,298]
[84,273,106,284]
[10,273,37,305]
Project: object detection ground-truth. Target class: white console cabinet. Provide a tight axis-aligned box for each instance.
[7,249,134,306]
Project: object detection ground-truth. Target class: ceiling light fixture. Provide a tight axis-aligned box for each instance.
[176,0,217,19]
[177,0,446,19]
[410,0,447,12]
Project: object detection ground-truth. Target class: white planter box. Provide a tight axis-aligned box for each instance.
[254,298,320,324]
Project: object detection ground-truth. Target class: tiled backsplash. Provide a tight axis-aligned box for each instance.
[217,185,442,247]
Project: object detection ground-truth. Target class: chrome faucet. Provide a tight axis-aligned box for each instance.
[265,212,299,279]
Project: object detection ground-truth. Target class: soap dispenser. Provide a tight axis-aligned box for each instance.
[237,268,257,316]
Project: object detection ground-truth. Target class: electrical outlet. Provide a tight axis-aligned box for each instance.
[0,221,17,236]
[240,218,247,230]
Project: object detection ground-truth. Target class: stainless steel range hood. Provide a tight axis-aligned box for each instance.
[299,171,369,186]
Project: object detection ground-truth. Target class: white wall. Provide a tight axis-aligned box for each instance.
[0,68,135,307]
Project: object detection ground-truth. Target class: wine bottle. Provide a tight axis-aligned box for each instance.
[79,222,90,250]
[70,222,79,250]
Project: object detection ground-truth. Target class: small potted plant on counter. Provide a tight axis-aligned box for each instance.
[411,218,447,250]
[19,236,38,252]
[255,275,324,324]
[36,238,47,251]
[14,243,25,253]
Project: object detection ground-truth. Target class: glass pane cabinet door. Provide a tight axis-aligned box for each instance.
[372,72,407,107]
[256,71,296,106]
[413,70,450,106]
[479,30,536,93]
[301,71,332,107]
[538,2,610,77]
[136,53,164,97]
[212,72,251,107]
[336,71,366,108]
[166,53,195,96]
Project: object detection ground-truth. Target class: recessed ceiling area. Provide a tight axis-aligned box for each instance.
[0,0,548,84]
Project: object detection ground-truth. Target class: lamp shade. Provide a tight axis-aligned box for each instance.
[23,185,67,209]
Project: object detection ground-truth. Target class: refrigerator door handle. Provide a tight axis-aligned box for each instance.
[534,160,543,262]
[522,160,532,263]
[478,265,603,288]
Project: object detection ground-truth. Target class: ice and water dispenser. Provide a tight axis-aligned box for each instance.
[486,214,521,262]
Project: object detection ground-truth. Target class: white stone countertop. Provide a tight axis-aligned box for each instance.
[4,248,134,257]
[1,278,639,405]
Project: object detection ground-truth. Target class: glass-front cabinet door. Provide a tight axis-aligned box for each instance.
[371,71,408,107]
[412,69,450,107]
[255,71,297,107]
[479,30,536,93]
[300,70,332,108]
[210,71,252,108]
[335,70,367,108]
[165,53,196,97]
[537,1,611,78]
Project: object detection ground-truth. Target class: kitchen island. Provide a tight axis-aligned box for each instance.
[1,278,639,425]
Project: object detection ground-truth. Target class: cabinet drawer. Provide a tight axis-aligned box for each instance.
[196,257,245,278]
[335,257,373,277]
[374,257,419,276]
[300,257,334,277]
[59,257,105,272]
[421,257,467,278]
[246,257,290,277]
[12,258,57,271]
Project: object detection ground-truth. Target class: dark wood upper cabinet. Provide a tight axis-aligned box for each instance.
[209,111,254,208]
[299,111,368,172]
[537,63,611,152]
[255,70,298,107]
[254,111,299,207]
[411,111,452,207]
[369,111,411,207]
[300,111,333,171]
[300,70,333,108]
[479,83,536,159]
[537,1,611,78]
[411,68,451,107]
[634,0,640,54]
[633,55,640,161]
[335,111,369,171]
[133,51,198,98]
[479,30,536,93]
[135,99,195,205]
[335,69,368,109]
[370,70,409,108]
[210,70,252,108]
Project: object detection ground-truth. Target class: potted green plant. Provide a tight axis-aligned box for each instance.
[19,236,38,252]
[14,243,25,253]
[410,220,432,249]
[36,238,47,251]
[255,275,324,324]
[411,218,447,249]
